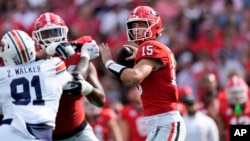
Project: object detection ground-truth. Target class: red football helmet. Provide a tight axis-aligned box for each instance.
[126,6,163,42]
[32,12,68,49]
[225,75,248,104]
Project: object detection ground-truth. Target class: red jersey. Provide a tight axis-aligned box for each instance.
[120,105,147,141]
[135,40,178,116]
[89,108,117,141]
[53,36,92,135]
[218,92,250,141]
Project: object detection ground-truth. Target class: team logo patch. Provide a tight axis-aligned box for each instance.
[0,41,5,52]
[150,10,158,16]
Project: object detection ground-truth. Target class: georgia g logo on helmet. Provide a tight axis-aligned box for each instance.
[150,10,159,17]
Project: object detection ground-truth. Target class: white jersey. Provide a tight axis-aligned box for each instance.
[183,111,219,141]
[0,57,72,127]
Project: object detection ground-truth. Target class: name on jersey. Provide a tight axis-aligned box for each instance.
[8,66,41,77]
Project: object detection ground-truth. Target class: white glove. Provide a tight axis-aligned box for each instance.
[80,40,99,60]
[46,42,75,59]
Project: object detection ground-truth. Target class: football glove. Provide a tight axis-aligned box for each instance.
[80,40,100,60]
[63,72,93,95]
[46,42,75,59]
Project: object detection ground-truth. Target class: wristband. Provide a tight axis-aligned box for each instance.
[81,80,94,95]
[105,60,127,78]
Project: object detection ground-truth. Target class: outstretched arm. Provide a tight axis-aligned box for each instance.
[36,42,75,60]
[85,62,106,107]
[74,39,105,107]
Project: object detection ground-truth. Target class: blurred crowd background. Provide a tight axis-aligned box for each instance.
[1,0,250,140]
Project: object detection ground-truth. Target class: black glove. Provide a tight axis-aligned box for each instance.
[55,42,75,59]
[63,72,93,95]
[63,81,83,95]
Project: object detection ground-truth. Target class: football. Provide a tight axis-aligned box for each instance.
[116,47,134,68]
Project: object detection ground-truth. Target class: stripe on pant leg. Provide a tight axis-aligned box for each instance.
[174,122,180,141]
[167,122,181,141]
[167,122,176,141]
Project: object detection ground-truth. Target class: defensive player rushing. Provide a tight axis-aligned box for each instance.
[100,6,186,141]
[32,12,105,141]
[0,30,91,141]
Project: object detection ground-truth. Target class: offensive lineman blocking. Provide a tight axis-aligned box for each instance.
[32,12,105,141]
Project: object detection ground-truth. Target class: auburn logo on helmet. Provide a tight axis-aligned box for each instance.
[0,42,5,52]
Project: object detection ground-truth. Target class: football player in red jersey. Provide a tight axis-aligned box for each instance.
[100,6,186,141]
[119,86,147,141]
[218,75,250,141]
[32,12,105,141]
[84,98,123,141]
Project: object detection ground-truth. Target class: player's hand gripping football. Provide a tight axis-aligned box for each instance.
[46,42,75,59]
[122,44,137,61]
[81,40,100,60]
[99,43,113,64]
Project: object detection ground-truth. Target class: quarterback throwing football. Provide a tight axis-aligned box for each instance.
[100,6,186,141]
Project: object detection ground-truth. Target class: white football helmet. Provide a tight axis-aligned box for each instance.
[0,30,36,66]
[225,75,249,104]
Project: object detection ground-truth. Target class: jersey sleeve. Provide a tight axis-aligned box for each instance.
[135,40,172,67]
[55,59,67,75]
[52,57,72,86]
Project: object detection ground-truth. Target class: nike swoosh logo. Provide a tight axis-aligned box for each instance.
[63,82,80,90]
[69,83,79,89]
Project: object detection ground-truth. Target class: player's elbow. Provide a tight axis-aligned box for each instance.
[86,89,106,107]
[93,100,105,107]
[96,95,106,107]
